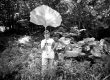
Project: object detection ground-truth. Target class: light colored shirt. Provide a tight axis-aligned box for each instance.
[41,38,55,58]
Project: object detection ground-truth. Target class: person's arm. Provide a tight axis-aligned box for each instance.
[52,42,59,51]
[51,39,57,51]
[41,40,46,51]
[52,41,55,50]
[51,38,58,51]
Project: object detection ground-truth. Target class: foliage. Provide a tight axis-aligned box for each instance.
[0,0,110,79]
[0,0,110,38]
[0,35,110,80]
[0,36,42,80]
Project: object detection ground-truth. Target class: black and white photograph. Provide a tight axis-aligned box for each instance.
[0,0,110,80]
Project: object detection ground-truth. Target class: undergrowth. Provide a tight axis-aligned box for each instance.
[0,36,110,80]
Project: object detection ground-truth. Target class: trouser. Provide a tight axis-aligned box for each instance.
[41,58,54,77]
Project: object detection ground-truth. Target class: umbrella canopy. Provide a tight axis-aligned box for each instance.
[30,5,62,28]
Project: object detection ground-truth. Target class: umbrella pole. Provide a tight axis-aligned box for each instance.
[45,26,47,43]
[45,26,46,35]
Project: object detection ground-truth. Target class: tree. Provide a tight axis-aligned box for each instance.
[0,0,110,38]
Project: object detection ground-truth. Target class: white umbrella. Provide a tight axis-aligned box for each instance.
[30,5,62,33]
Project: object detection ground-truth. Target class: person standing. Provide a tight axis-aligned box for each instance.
[41,30,55,79]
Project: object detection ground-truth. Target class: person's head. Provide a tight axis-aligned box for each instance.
[44,30,50,39]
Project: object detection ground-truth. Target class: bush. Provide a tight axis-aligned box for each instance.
[0,37,42,80]
[0,35,110,80]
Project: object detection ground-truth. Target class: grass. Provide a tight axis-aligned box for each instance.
[0,35,110,80]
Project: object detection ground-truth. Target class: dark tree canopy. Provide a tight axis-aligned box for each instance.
[0,0,110,39]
